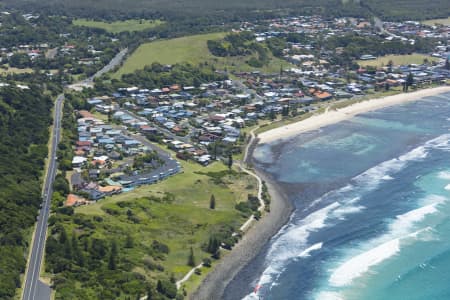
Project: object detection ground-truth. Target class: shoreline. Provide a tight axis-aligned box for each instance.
[259,86,450,144]
[190,136,294,300]
[192,86,450,299]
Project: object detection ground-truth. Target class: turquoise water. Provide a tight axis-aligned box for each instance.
[224,92,450,300]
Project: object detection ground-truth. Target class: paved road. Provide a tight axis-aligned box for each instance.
[22,94,64,300]
[68,48,128,90]
[88,48,128,82]
[22,47,130,300]
[123,110,193,144]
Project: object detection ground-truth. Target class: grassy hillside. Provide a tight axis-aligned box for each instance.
[47,160,258,298]
[114,32,292,78]
[73,19,165,33]
[115,32,226,77]
[357,54,440,67]
[75,162,255,275]
[422,17,450,26]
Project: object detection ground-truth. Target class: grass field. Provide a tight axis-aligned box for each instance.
[114,32,292,78]
[75,160,257,285]
[357,53,440,67]
[72,19,165,33]
[0,66,33,74]
[422,17,450,26]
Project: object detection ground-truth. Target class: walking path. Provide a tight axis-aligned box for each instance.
[175,125,265,289]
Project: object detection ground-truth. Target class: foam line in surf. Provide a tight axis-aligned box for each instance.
[298,242,323,258]
[329,197,445,287]
[246,134,450,298]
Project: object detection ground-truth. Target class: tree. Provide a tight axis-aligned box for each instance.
[125,234,134,248]
[72,233,84,267]
[59,226,68,244]
[282,105,289,117]
[202,257,212,267]
[227,153,233,170]
[187,247,196,267]
[146,287,153,300]
[206,236,220,254]
[405,72,414,92]
[108,240,118,270]
[209,194,216,210]
[269,108,276,120]
[387,59,393,72]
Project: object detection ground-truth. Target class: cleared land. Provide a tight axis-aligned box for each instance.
[75,160,257,289]
[422,17,450,26]
[114,32,292,78]
[357,53,440,67]
[0,66,33,74]
[72,19,164,33]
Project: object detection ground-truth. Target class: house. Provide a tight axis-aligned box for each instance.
[360,54,376,60]
[71,172,84,190]
[65,194,89,207]
[78,110,94,119]
[89,169,101,179]
[72,156,88,168]
[310,89,333,101]
[98,185,122,196]
[81,189,105,201]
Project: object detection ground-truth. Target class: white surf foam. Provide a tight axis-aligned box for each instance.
[439,171,450,180]
[245,135,450,298]
[332,205,365,220]
[298,242,323,258]
[329,196,446,287]
[329,237,401,286]
[315,291,344,300]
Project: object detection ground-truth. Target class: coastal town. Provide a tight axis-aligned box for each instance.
[1,5,450,300]
[60,15,450,209]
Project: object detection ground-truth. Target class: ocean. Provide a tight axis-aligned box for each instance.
[224,91,450,300]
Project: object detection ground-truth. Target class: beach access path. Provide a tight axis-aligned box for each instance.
[175,126,266,290]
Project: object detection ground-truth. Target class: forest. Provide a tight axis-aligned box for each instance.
[116,62,227,90]
[0,86,52,299]
[1,0,449,22]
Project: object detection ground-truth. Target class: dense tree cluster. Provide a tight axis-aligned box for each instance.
[322,33,437,69]
[0,86,52,299]
[207,32,272,68]
[119,62,227,89]
[0,13,125,78]
[362,0,450,21]
[46,212,178,299]
[3,0,450,23]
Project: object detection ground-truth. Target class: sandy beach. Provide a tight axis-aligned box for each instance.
[259,86,450,144]
[192,86,450,300]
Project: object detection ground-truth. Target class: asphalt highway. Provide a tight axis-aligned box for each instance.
[22,94,64,300]
[21,47,129,300]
